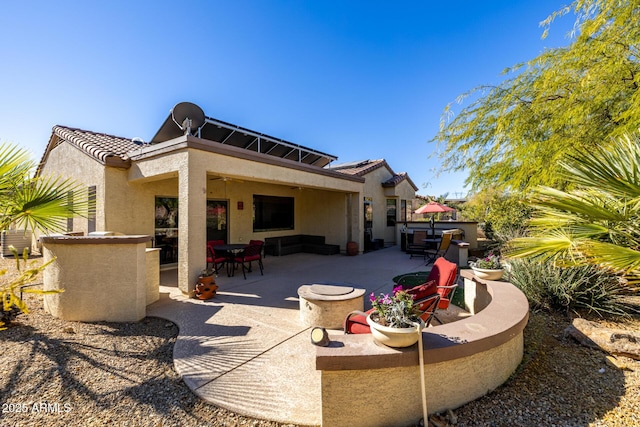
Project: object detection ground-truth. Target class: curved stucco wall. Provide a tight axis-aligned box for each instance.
[316,271,529,427]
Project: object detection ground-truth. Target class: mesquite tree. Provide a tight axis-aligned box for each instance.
[433,0,640,192]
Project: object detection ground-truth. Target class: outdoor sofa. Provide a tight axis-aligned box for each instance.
[264,234,340,256]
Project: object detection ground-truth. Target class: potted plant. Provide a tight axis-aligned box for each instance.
[198,268,215,284]
[366,286,424,347]
[195,268,217,300]
[469,253,504,280]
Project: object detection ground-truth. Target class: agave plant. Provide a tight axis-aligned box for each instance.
[508,133,640,288]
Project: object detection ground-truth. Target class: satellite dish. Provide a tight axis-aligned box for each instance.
[132,137,147,145]
[171,102,205,136]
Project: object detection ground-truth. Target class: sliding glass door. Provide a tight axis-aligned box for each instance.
[207,200,228,243]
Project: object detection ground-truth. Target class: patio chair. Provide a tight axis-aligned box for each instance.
[406,230,428,259]
[397,257,458,325]
[233,244,264,279]
[344,291,440,335]
[424,232,452,265]
[206,241,227,274]
[249,239,265,257]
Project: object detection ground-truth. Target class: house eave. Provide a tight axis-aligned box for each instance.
[128,135,364,184]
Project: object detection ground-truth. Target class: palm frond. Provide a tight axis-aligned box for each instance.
[508,231,580,262]
[580,240,640,276]
[0,143,33,194]
[563,134,640,197]
[0,175,90,233]
[533,187,630,222]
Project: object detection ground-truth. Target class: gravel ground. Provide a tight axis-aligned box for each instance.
[1,258,639,427]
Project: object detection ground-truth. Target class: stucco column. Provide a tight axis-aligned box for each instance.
[178,157,207,295]
[349,192,364,253]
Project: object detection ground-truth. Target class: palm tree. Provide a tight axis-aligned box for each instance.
[1,142,89,328]
[508,133,640,287]
[0,143,89,231]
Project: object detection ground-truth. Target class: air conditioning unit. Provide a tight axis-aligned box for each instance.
[1,230,32,258]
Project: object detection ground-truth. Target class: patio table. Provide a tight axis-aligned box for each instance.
[215,243,247,276]
[422,238,441,250]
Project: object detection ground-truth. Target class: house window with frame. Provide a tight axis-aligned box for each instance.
[88,185,96,233]
[66,191,73,232]
[386,199,397,226]
[253,195,294,231]
[400,199,407,223]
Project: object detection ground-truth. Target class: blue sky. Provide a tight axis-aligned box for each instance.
[0,1,574,197]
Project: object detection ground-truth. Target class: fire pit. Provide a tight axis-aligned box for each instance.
[297,283,365,329]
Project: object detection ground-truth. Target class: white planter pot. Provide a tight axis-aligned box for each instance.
[471,266,504,281]
[366,313,424,348]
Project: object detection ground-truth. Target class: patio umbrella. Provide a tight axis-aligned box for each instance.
[414,202,456,237]
[414,201,456,215]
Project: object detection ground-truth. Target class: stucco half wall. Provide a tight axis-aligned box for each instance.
[315,271,529,427]
[41,235,154,322]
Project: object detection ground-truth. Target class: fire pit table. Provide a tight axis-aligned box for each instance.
[297,283,366,329]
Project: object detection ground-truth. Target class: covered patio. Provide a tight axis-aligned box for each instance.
[147,246,486,426]
[149,248,436,425]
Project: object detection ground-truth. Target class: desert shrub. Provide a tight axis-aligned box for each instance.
[507,258,636,317]
[459,189,532,240]
[1,247,58,329]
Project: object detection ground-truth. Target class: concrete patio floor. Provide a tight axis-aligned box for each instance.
[147,247,466,426]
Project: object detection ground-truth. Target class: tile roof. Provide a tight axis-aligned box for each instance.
[327,159,387,176]
[38,126,137,172]
[53,126,137,162]
[382,172,415,188]
[329,159,418,191]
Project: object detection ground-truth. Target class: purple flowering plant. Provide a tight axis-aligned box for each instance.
[469,253,502,270]
[369,285,420,328]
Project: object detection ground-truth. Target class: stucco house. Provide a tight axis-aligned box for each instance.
[327,159,418,249]
[36,103,417,294]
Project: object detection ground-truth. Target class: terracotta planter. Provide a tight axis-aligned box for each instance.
[198,275,215,286]
[366,313,424,348]
[195,275,217,300]
[346,241,358,256]
[471,267,504,281]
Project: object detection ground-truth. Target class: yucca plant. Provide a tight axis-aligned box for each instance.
[507,258,635,317]
[508,133,640,294]
[0,142,89,327]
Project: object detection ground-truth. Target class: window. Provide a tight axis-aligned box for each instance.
[253,195,294,231]
[363,198,373,231]
[88,186,96,233]
[66,191,73,232]
[386,199,397,226]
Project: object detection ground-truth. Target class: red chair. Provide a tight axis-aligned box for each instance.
[344,272,442,335]
[344,291,440,335]
[249,239,265,258]
[345,257,459,334]
[233,244,264,279]
[206,241,227,274]
[398,257,459,324]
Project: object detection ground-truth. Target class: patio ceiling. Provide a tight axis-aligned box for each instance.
[151,114,337,168]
